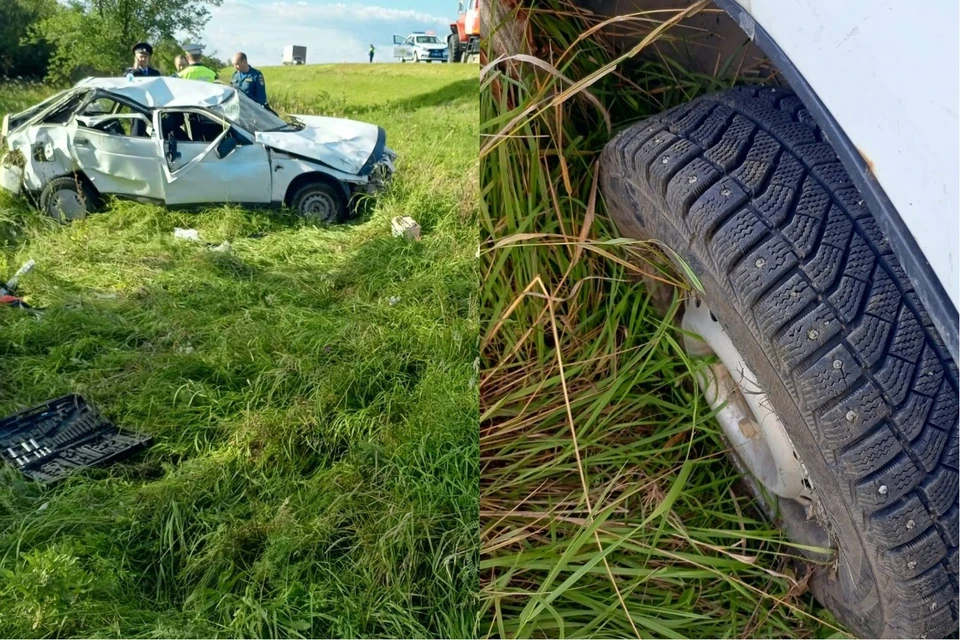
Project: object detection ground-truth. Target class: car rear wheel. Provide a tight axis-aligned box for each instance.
[40,176,98,222]
[290,182,346,224]
[600,85,959,639]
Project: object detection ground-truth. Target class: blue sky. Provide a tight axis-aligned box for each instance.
[199,0,454,66]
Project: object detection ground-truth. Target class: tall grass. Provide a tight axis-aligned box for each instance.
[479,3,847,638]
[0,65,478,638]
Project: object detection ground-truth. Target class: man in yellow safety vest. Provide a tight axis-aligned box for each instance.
[177,43,217,82]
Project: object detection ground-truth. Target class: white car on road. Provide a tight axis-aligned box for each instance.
[392,32,448,63]
[0,77,397,223]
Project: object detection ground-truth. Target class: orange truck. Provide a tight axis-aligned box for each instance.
[447,0,480,63]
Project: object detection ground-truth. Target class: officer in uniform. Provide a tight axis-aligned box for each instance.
[177,43,217,82]
[123,42,162,77]
[230,52,268,106]
[171,55,188,77]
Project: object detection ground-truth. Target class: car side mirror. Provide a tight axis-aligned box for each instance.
[165,135,180,163]
[215,135,238,159]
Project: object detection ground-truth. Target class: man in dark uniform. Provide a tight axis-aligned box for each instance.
[230,52,268,106]
[123,42,162,77]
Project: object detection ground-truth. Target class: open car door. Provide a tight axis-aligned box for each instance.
[393,35,412,60]
[152,108,273,206]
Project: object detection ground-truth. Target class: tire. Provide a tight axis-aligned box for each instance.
[448,34,462,64]
[600,85,958,639]
[290,181,346,224]
[39,175,98,222]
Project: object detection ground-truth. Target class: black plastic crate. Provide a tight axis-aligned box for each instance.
[0,394,152,483]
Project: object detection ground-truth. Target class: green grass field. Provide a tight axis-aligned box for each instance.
[0,64,479,638]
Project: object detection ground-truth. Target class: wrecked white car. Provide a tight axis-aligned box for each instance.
[0,77,396,223]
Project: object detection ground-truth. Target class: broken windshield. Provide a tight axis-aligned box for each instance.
[215,91,298,133]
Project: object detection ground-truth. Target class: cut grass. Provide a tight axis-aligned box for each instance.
[0,64,478,638]
[479,3,849,638]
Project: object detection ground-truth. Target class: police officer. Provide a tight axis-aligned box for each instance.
[171,55,188,77]
[369,44,375,63]
[124,42,162,77]
[177,43,217,82]
[230,52,268,105]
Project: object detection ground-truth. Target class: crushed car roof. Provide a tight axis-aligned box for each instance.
[74,77,237,109]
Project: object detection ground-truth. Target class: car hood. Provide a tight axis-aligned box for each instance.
[254,115,383,175]
[418,43,446,50]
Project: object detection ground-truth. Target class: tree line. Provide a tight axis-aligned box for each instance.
[1,0,229,84]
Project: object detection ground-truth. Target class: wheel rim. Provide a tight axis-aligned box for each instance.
[299,191,337,222]
[47,189,87,220]
[681,293,815,504]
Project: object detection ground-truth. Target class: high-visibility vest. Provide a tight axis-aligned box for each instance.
[178,64,217,82]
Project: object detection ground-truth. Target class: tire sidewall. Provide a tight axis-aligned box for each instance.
[603,168,886,637]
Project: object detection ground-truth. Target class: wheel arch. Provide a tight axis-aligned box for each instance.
[44,170,101,198]
[283,171,350,208]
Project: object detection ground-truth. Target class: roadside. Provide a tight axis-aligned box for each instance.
[0,64,479,638]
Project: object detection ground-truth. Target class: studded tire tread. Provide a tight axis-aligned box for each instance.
[600,85,958,639]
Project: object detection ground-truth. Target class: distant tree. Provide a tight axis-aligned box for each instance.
[0,0,59,79]
[26,0,222,82]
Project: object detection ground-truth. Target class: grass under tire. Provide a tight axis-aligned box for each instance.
[479,3,850,638]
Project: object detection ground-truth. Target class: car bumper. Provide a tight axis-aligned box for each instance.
[363,149,396,194]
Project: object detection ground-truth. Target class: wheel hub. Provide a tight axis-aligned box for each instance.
[300,192,335,221]
[681,293,814,503]
[48,189,86,220]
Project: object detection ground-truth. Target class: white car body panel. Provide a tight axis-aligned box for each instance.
[269,153,367,204]
[732,0,959,313]
[165,142,272,206]
[256,115,379,175]
[151,107,272,204]
[71,122,164,200]
[74,77,236,110]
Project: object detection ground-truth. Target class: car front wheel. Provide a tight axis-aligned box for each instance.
[290,181,346,224]
[600,85,958,639]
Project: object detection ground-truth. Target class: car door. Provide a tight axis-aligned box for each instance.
[69,96,164,201]
[392,34,411,60]
[152,108,272,206]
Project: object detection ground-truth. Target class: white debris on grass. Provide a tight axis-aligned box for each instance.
[174,228,201,242]
[388,296,401,306]
[391,216,421,241]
